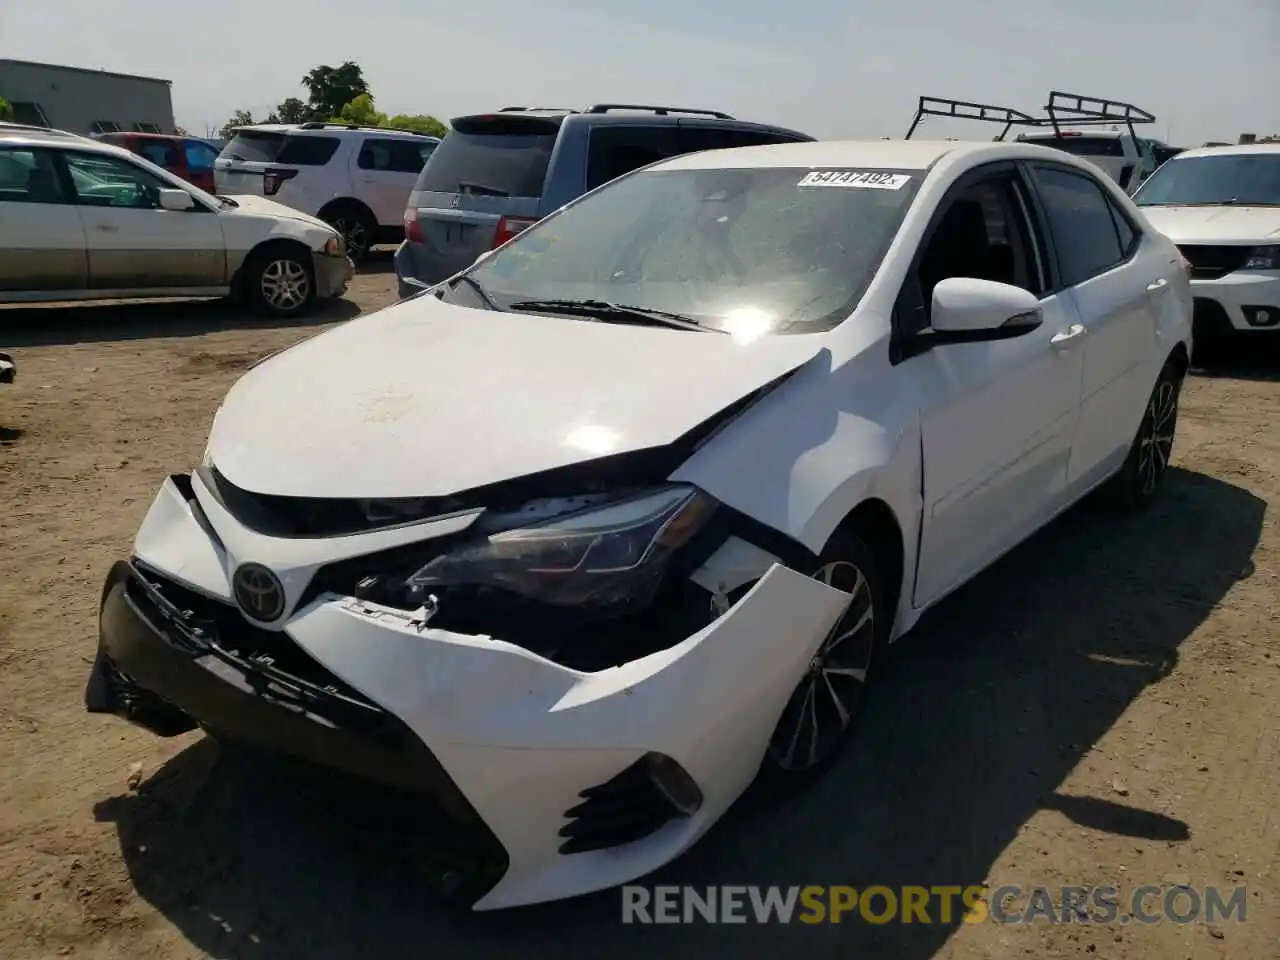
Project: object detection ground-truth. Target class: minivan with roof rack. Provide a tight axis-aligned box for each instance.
[215,122,441,260]
[393,104,814,297]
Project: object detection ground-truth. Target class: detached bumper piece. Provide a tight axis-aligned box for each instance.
[84,559,509,907]
[559,753,703,855]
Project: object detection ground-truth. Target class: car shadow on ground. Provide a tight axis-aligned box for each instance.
[1192,338,1280,383]
[93,466,1265,960]
[0,296,361,349]
[357,248,397,275]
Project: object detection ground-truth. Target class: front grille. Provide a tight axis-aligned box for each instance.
[1177,244,1250,280]
[559,758,683,854]
[130,563,385,724]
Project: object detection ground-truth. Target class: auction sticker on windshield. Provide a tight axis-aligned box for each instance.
[797,170,912,190]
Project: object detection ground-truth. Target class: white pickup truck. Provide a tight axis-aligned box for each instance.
[906,91,1160,193]
[1015,129,1158,193]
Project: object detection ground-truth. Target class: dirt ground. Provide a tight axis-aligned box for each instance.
[0,261,1276,960]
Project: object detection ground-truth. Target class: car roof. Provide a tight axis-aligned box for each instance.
[231,123,437,140]
[656,138,1109,174]
[451,105,810,139]
[1019,129,1128,139]
[0,124,125,152]
[1172,142,1280,160]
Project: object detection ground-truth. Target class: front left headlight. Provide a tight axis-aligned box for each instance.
[324,235,346,257]
[1243,246,1280,271]
[405,485,718,610]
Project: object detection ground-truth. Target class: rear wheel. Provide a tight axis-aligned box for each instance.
[1106,362,1182,509]
[753,530,885,797]
[323,206,375,262]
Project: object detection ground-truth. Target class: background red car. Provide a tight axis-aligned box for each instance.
[94,133,221,193]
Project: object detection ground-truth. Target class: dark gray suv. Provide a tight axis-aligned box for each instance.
[394,104,814,297]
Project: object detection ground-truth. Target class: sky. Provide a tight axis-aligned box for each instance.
[2,0,1277,146]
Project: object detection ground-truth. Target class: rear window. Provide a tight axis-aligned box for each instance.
[220,131,340,166]
[414,116,559,198]
[1022,135,1125,158]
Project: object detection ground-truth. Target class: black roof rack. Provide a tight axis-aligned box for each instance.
[1041,90,1156,140]
[584,103,734,120]
[497,106,579,113]
[905,96,1044,140]
[293,120,436,137]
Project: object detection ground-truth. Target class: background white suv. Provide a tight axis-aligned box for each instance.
[214,122,440,260]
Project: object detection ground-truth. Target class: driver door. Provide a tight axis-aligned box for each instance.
[906,163,1086,606]
[58,150,226,289]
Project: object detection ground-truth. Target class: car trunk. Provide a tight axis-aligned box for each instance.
[404,114,561,283]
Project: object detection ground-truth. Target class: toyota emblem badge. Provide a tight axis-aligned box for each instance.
[232,562,286,622]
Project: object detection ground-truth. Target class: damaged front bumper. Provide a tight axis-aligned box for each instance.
[85,474,852,910]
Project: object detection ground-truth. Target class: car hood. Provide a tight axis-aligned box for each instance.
[206,297,826,499]
[1140,205,1280,244]
[219,194,333,231]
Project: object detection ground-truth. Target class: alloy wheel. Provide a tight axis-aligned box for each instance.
[767,560,875,771]
[1137,378,1177,496]
[333,216,369,260]
[260,259,311,312]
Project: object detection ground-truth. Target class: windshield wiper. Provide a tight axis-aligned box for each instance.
[449,274,500,310]
[506,299,724,333]
[217,196,239,208]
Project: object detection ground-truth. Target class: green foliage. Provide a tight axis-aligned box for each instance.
[218,109,255,139]
[275,97,310,124]
[0,97,13,122]
[386,114,448,138]
[333,93,384,127]
[302,61,370,121]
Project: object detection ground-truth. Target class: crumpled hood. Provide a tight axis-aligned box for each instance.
[207,297,824,499]
[222,194,334,232]
[1140,205,1280,244]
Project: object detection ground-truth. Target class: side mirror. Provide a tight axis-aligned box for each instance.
[920,277,1043,345]
[158,189,196,211]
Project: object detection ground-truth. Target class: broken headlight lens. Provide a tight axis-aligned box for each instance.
[405,485,717,610]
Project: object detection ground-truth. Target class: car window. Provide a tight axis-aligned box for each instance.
[183,141,219,171]
[357,138,431,173]
[905,171,1044,332]
[1107,195,1139,255]
[136,141,181,169]
[1020,135,1126,158]
[585,126,681,191]
[678,126,808,153]
[1133,153,1280,207]
[1031,166,1127,286]
[0,148,69,204]
[220,131,339,166]
[466,164,923,334]
[416,118,558,198]
[62,152,172,208]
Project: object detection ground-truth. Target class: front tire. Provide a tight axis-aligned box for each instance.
[1106,361,1182,509]
[246,248,315,318]
[753,529,886,798]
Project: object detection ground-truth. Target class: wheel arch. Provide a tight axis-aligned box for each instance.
[1167,339,1190,379]
[317,196,376,223]
[232,237,313,297]
[827,497,907,635]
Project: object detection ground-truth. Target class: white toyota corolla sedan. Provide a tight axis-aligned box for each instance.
[85,139,1193,910]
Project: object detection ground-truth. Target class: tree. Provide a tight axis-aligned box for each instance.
[333,93,384,127]
[218,109,255,139]
[0,97,13,122]
[386,114,448,138]
[302,61,370,121]
[275,97,310,124]
[174,125,189,136]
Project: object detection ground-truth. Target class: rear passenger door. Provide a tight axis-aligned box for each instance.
[0,146,88,292]
[1026,162,1161,490]
[354,138,431,228]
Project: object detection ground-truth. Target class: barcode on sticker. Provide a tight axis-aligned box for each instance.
[797,170,911,190]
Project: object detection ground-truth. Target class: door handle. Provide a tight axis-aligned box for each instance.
[1050,323,1087,348]
[1145,277,1169,293]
